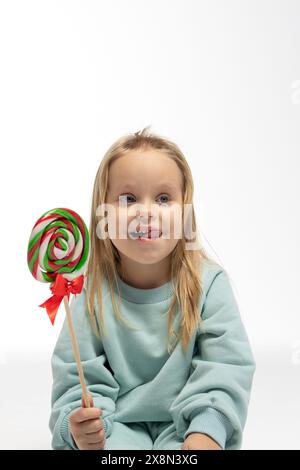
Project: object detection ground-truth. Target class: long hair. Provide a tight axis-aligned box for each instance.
[86,126,222,354]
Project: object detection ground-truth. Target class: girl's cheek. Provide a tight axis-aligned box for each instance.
[113,211,140,238]
[162,207,183,240]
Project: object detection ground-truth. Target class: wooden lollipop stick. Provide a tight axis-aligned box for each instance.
[63,295,90,408]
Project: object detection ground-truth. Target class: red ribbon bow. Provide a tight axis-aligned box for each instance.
[39,273,84,325]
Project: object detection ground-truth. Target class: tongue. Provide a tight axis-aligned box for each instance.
[145,231,159,238]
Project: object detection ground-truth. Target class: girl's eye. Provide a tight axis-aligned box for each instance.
[118,194,170,204]
[158,194,169,204]
[119,194,135,204]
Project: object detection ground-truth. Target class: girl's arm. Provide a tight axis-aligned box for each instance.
[170,268,256,450]
[49,288,120,450]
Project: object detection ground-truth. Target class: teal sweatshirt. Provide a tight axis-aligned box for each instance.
[49,259,256,450]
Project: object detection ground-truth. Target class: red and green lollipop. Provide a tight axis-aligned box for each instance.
[27,208,91,407]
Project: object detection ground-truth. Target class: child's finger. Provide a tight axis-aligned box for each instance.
[82,417,104,434]
[82,392,94,408]
[74,407,102,423]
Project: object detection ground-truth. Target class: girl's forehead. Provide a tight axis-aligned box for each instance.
[110,151,177,171]
[114,181,179,192]
[108,153,183,187]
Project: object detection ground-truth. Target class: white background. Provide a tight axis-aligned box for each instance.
[0,0,299,449]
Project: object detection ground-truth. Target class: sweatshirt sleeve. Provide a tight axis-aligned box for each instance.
[49,287,120,450]
[169,269,256,450]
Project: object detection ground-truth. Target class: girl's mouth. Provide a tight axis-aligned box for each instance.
[129,229,163,241]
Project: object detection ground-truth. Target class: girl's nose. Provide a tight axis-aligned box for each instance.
[137,207,155,223]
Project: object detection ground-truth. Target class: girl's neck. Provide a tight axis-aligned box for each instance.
[117,256,172,289]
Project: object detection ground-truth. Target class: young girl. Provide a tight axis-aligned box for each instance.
[49,127,256,450]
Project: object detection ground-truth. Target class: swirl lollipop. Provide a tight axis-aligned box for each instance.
[27,207,89,284]
[27,208,91,407]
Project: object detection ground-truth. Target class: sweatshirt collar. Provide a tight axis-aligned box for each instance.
[114,273,174,304]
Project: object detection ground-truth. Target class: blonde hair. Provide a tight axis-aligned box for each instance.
[86,126,222,354]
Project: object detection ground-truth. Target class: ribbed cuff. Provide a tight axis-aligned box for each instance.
[184,407,233,450]
[102,417,110,437]
[60,411,110,450]
[60,412,79,450]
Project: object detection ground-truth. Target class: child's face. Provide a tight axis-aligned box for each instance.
[105,150,183,267]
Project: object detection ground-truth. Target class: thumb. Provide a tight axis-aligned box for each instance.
[82,392,94,408]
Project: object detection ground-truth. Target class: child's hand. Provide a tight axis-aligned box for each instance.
[69,393,106,450]
[181,432,222,450]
